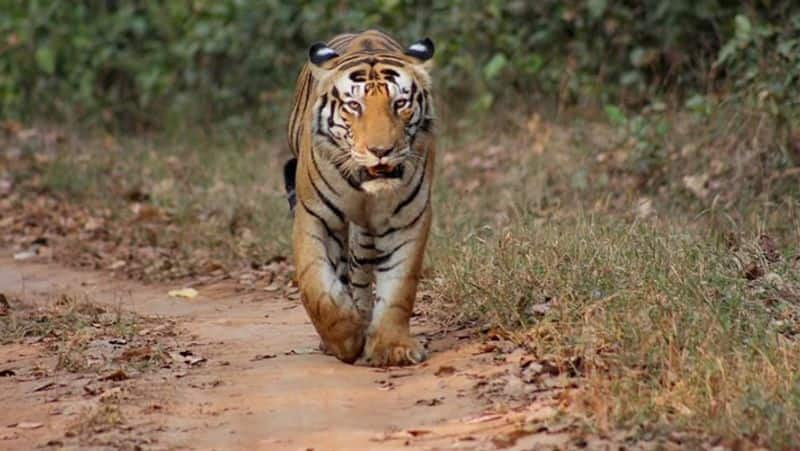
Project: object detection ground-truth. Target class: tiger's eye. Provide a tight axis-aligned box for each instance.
[393,99,408,110]
[346,101,361,113]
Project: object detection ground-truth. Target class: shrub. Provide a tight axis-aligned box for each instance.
[0,1,798,127]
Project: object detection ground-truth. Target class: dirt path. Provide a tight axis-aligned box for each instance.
[0,258,577,450]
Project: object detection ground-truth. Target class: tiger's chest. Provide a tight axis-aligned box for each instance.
[339,185,409,232]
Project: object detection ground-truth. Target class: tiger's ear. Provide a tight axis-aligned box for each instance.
[308,43,339,80]
[404,38,435,69]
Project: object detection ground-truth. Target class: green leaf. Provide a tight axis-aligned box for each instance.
[35,47,55,74]
[524,54,544,74]
[685,94,708,114]
[475,92,494,111]
[734,14,752,41]
[587,0,607,19]
[483,53,508,80]
[604,105,626,126]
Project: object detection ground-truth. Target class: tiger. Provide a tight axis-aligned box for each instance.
[283,30,436,366]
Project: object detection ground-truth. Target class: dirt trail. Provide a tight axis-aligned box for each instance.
[0,258,554,451]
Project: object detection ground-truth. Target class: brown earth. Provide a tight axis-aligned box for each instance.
[0,257,600,451]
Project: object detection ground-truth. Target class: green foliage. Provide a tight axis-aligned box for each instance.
[0,1,798,126]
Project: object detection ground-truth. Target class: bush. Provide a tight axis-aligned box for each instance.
[0,1,798,127]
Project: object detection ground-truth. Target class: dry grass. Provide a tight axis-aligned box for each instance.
[423,109,800,448]
[2,105,799,446]
[1,294,132,344]
[69,403,125,437]
[0,293,171,375]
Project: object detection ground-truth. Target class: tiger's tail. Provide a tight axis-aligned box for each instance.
[283,157,298,212]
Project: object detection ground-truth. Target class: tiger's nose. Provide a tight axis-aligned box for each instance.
[367,146,394,158]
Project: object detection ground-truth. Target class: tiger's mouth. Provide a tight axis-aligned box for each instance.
[361,163,404,181]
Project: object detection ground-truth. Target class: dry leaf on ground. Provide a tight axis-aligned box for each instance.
[168,288,198,299]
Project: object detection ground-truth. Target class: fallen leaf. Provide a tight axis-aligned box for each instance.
[527,302,551,315]
[415,397,444,406]
[434,365,456,376]
[251,354,277,361]
[682,173,709,199]
[116,346,154,362]
[83,384,101,396]
[32,381,55,392]
[491,428,533,449]
[388,372,413,379]
[131,203,164,222]
[464,413,503,424]
[13,249,37,261]
[744,262,764,281]
[98,369,129,381]
[759,234,781,262]
[370,428,433,442]
[0,431,19,440]
[0,294,9,316]
[168,288,198,299]
[405,429,432,437]
[98,386,124,401]
[524,406,559,423]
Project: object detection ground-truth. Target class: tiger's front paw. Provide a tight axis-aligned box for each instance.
[361,330,427,367]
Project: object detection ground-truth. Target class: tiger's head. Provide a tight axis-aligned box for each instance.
[308,38,435,191]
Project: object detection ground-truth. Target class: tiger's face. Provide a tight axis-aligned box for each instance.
[308,40,434,189]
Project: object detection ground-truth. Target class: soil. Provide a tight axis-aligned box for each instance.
[0,257,590,451]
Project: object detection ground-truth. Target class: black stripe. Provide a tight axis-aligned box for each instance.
[355,253,391,267]
[376,197,429,238]
[328,34,356,49]
[393,157,426,215]
[299,199,343,249]
[357,238,416,266]
[305,233,337,268]
[350,70,367,82]
[375,58,404,67]
[376,258,407,273]
[332,159,363,191]
[327,99,337,128]
[350,282,371,289]
[338,58,370,71]
[317,130,339,148]
[308,172,344,222]
[315,93,328,138]
[310,147,339,195]
[419,118,433,133]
